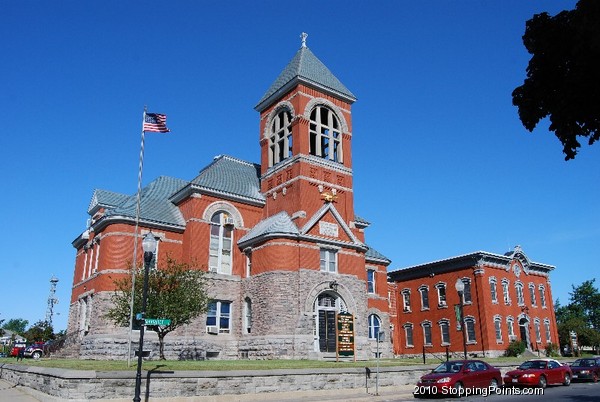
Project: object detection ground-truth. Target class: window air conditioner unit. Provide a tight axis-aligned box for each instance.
[224,217,235,227]
[403,307,411,312]
[206,326,219,335]
[439,301,447,307]
[209,266,218,273]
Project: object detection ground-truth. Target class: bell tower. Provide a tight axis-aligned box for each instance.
[255,33,358,229]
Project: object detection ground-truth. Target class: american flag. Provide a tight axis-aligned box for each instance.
[143,113,170,133]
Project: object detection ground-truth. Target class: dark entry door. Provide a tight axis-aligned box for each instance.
[318,310,337,352]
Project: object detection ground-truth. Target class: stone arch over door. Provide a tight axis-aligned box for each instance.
[518,315,531,350]
[305,281,357,353]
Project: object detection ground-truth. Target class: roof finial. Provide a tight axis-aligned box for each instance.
[300,32,308,48]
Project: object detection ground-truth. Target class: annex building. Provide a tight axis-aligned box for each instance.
[68,38,394,360]
[388,246,560,358]
[67,38,559,361]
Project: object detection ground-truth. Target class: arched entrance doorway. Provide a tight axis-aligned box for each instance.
[314,292,347,352]
[518,316,531,350]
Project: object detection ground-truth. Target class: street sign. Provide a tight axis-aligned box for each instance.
[145,318,171,326]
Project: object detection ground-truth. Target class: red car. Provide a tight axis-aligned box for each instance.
[414,360,502,398]
[503,358,572,389]
[570,357,600,382]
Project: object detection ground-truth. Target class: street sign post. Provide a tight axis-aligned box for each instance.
[145,318,171,326]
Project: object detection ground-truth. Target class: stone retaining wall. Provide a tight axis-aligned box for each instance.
[0,363,432,400]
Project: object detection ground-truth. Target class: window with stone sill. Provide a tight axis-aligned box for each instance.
[401,289,411,312]
[435,283,447,308]
[494,316,503,343]
[461,278,472,304]
[404,323,414,347]
[309,105,342,163]
[502,279,511,305]
[489,277,498,303]
[539,285,547,308]
[206,300,231,334]
[515,282,525,306]
[439,319,451,345]
[419,285,430,310]
[320,249,337,273]
[368,314,381,340]
[529,283,537,306]
[209,212,232,275]
[422,321,433,346]
[465,317,476,343]
[367,269,376,294]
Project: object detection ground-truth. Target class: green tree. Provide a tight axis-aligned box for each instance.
[2,318,29,335]
[555,280,600,354]
[105,257,210,360]
[512,0,600,160]
[23,321,54,343]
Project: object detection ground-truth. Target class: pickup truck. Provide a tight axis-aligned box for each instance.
[23,342,46,359]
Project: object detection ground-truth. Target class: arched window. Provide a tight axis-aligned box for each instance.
[421,321,432,346]
[368,314,381,340]
[538,285,547,308]
[269,109,292,166]
[515,282,525,305]
[544,319,551,342]
[489,277,498,303]
[534,318,542,343]
[435,282,447,307]
[419,285,429,310]
[529,283,537,306]
[506,316,516,340]
[244,298,252,334]
[502,279,511,305]
[209,211,232,274]
[439,319,450,345]
[494,315,503,342]
[465,317,476,343]
[403,323,414,347]
[461,278,472,304]
[309,106,342,162]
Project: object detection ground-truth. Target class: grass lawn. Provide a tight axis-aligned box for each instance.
[0,356,526,372]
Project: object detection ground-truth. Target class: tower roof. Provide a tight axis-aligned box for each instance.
[255,45,356,112]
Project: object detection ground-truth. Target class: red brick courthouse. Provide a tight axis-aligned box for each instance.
[67,38,559,360]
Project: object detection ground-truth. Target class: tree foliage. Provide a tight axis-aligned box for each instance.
[23,320,55,343]
[512,0,600,160]
[555,279,600,353]
[2,318,29,335]
[105,257,210,360]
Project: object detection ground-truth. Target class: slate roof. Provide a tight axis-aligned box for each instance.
[255,46,356,112]
[102,176,188,227]
[365,246,391,265]
[88,189,130,214]
[238,211,299,246]
[190,155,264,203]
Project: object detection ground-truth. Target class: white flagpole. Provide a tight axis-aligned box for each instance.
[127,106,148,367]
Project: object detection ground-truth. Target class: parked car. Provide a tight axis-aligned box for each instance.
[23,342,46,359]
[503,358,572,389]
[414,360,501,398]
[570,357,600,382]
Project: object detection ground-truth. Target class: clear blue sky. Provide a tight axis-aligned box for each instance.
[1,1,597,333]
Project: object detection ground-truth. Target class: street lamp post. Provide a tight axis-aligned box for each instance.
[455,278,468,360]
[133,232,157,402]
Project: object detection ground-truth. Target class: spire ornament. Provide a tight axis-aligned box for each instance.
[300,32,308,48]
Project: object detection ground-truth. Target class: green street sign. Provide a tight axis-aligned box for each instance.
[145,318,171,326]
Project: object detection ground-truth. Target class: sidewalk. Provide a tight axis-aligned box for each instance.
[0,379,416,402]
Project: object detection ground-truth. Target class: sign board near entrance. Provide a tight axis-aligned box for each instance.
[336,312,355,359]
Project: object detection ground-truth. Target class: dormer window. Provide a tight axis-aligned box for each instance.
[309,106,342,162]
[269,109,293,167]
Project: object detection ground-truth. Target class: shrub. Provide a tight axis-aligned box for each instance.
[504,340,526,357]
[545,342,560,357]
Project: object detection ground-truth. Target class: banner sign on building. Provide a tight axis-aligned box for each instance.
[336,312,355,361]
